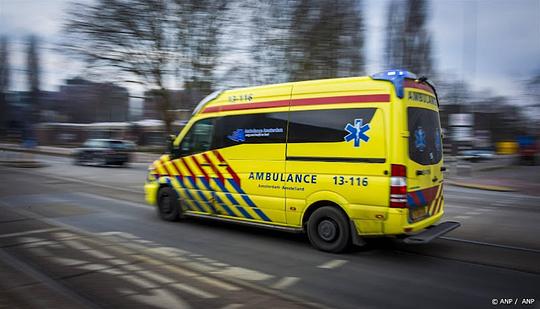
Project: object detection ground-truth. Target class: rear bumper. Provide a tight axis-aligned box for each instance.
[403,221,461,244]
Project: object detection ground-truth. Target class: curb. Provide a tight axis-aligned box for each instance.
[477,165,508,172]
[445,180,517,192]
[0,160,48,168]
[0,146,159,164]
[0,146,72,158]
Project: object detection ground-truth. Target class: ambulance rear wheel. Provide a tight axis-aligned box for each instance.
[307,206,350,253]
[157,186,181,221]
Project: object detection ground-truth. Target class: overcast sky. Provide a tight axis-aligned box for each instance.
[1,0,539,100]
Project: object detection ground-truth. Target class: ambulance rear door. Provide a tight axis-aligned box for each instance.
[405,83,444,222]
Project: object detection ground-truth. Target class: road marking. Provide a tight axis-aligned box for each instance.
[130,288,190,309]
[27,247,51,256]
[137,270,176,284]
[317,259,348,269]
[171,283,217,299]
[196,257,219,264]
[185,261,218,273]
[135,249,243,292]
[123,264,144,272]
[271,276,300,290]
[212,266,274,281]
[22,240,60,248]
[84,249,115,260]
[99,231,140,239]
[0,227,62,238]
[134,239,154,244]
[122,275,159,289]
[101,268,126,276]
[51,257,88,266]
[148,246,189,257]
[221,304,244,309]
[64,240,91,250]
[78,263,109,272]
[160,264,198,278]
[53,232,78,240]
[195,275,242,292]
[109,259,130,266]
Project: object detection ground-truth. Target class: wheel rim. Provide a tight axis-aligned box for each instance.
[160,192,172,214]
[318,219,338,242]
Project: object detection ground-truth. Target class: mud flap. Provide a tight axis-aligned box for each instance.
[349,220,367,247]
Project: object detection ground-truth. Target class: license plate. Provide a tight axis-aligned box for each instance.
[410,207,427,221]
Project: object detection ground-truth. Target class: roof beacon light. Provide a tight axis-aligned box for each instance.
[370,70,417,99]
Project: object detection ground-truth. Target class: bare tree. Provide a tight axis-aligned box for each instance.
[287,0,365,81]
[248,0,293,85]
[0,36,9,134]
[175,0,227,97]
[26,35,41,123]
[384,0,433,77]
[62,0,230,134]
[63,0,179,134]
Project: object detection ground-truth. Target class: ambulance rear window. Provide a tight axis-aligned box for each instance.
[408,107,442,165]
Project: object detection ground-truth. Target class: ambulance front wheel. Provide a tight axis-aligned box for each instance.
[157,186,182,221]
[307,206,350,253]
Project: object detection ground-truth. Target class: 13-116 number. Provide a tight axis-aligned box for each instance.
[332,176,368,186]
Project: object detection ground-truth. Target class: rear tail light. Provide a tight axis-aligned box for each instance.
[390,164,407,208]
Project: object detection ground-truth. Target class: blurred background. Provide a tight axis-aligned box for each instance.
[1,2,540,308]
[0,0,538,157]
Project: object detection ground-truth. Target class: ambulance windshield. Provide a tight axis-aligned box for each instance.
[408,107,443,165]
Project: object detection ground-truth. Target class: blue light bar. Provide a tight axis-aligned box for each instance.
[370,70,417,98]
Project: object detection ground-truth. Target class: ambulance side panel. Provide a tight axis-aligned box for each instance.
[211,84,294,224]
[285,78,393,234]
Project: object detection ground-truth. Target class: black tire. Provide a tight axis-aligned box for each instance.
[306,206,351,253]
[157,186,182,221]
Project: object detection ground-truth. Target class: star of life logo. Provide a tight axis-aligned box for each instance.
[415,127,426,152]
[344,119,370,147]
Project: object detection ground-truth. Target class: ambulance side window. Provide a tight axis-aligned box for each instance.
[215,112,287,148]
[288,108,376,143]
[179,118,215,156]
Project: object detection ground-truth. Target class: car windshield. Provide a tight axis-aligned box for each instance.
[408,107,443,165]
[107,140,129,150]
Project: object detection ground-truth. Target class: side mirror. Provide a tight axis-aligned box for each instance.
[168,135,180,158]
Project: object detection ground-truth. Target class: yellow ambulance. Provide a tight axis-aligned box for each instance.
[144,70,460,252]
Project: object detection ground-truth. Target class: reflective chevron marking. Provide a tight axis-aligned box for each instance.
[154,151,271,222]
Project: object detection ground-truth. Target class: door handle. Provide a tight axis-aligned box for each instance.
[432,176,439,182]
[200,163,211,166]
[440,166,447,172]
[218,163,229,167]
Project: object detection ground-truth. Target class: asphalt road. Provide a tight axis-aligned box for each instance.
[0,152,539,309]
